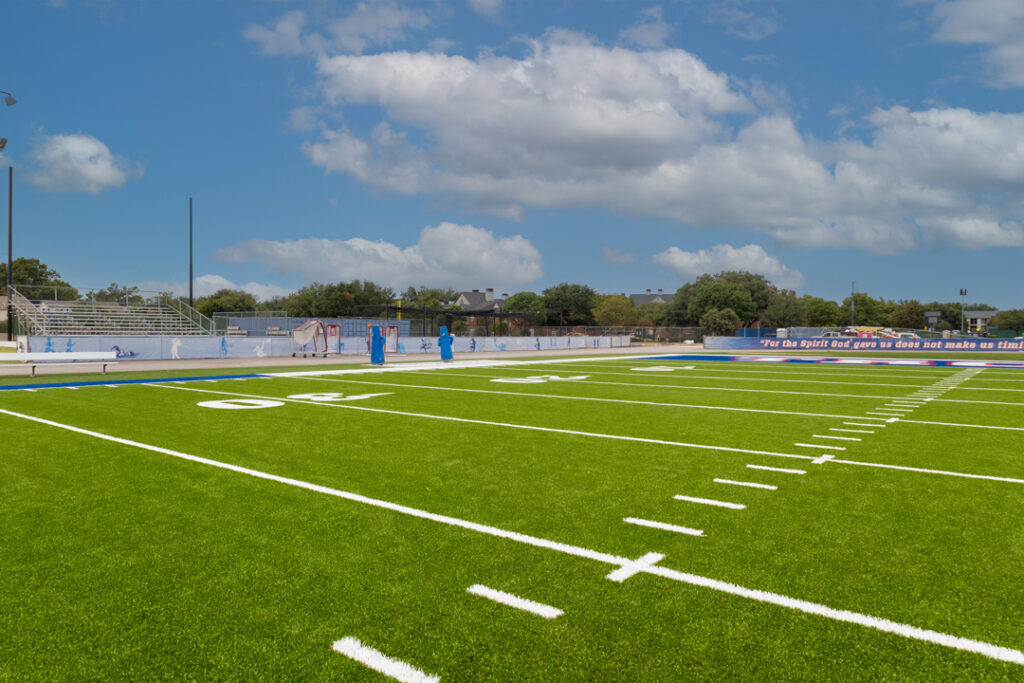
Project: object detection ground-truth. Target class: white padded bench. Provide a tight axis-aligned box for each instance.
[1,351,119,377]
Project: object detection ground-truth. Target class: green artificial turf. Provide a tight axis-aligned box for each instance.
[2,355,1023,680]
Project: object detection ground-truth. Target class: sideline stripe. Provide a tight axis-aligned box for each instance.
[2,406,1022,667]
[746,464,806,475]
[150,384,1024,483]
[714,479,777,490]
[0,373,265,392]
[466,585,563,619]
[674,495,746,510]
[623,517,704,536]
[332,637,439,683]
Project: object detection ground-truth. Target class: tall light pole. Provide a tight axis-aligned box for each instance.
[3,90,15,341]
[960,288,967,334]
[188,197,194,309]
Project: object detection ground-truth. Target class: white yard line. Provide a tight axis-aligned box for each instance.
[147,384,1024,482]
[713,479,778,491]
[332,637,439,683]
[673,495,746,510]
[794,443,847,451]
[150,384,821,462]
[292,376,907,422]
[2,405,1023,667]
[466,585,564,619]
[812,434,861,441]
[746,464,806,475]
[408,371,927,403]
[623,517,704,537]
[830,428,873,434]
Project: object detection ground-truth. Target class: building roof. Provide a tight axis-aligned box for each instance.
[454,289,504,313]
[630,291,674,306]
[964,310,1000,319]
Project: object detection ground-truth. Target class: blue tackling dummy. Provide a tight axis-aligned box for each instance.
[438,325,454,362]
[370,325,386,365]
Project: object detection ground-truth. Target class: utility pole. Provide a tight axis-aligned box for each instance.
[188,197,194,309]
[960,288,967,334]
[6,167,11,341]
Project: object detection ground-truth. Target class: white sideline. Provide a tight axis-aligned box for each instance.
[466,584,563,619]
[674,495,746,509]
[150,384,1024,485]
[623,517,704,536]
[332,637,439,683]
[1,406,1023,667]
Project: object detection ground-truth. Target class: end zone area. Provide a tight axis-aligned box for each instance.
[2,354,1023,679]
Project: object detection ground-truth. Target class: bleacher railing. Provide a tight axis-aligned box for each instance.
[8,285,211,337]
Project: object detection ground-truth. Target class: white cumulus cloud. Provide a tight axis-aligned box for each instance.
[254,26,1024,254]
[133,275,292,302]
[468,0,502,19]
[244,2,430,56]
[214,222,543,291]
[621,6,673,48]
[926,0,1024,87]
[653,244,806,289]
[601,247,637,265]
[28,133,142,194]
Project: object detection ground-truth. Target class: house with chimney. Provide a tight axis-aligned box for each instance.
[630,288,673,306]
[452,288,508,333]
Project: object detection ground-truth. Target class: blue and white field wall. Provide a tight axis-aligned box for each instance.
[21,335,632,361]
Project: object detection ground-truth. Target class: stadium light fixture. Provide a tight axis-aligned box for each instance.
[1,91,16,107]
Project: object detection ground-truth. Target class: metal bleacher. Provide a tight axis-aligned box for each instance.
[8,286,212,337]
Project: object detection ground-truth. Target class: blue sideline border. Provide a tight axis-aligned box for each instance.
[0,373,269,392]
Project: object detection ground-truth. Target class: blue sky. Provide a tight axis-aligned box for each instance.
[4,0,1024,307]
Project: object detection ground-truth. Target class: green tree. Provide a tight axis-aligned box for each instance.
[800,296,841,326]
[194,289,257,318]
[759,290,807,328]
[400,286,456,311]
[593,294,637,326]
[989,310,1024,335]
[92,282,143,305]
[699,307,742,336]
[285,280,395,318]
[839,292,893,326]
[716,271,773,313]
[502,291,545,316]
[666,281,698,325]
[0,257,78,300]
[688,278,756,324]
[542,283,597,326]
[636,301,670,325]
[888,299,926,329]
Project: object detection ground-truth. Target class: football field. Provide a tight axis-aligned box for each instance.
[2,354,1023,680]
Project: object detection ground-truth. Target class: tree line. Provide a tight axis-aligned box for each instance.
[4,257,1024,336]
